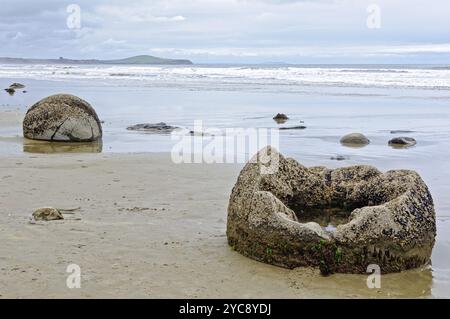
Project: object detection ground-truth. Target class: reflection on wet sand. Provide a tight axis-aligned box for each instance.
[288,266,433,298]
[23,139,103,154]
[340,142,369,149]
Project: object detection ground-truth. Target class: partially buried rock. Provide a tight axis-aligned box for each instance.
[9,83,25,89]
[23,94,102,142]
[127,122,179,134]
[32,207,64,221]
[389,137,417,148]
[340,133,370,147]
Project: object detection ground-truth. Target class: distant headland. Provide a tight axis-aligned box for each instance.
[0,55,193,65]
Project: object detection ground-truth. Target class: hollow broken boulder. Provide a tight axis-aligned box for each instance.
[23,94,102,142]
[227,147,436,275]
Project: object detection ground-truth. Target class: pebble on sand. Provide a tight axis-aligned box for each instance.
[273,113,289,124]
[32,207,64,221]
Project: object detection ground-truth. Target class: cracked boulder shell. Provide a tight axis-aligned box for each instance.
[23,94,102,142]
[227,146,436,275]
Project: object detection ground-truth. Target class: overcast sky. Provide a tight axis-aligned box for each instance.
[1,0,449,63]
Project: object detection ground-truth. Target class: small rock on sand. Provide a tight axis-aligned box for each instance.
[340,133,370,147]
[32,207,64,221]
[389,137,417,148]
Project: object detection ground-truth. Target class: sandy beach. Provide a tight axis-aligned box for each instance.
[2,0,450,304]
[0,147,437,299]
[1,62,450,299]
[0,110,444,299]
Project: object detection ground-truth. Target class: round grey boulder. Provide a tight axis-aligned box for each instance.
[340,133,370,147]
[23,94,102,142]
[389,137,417,148]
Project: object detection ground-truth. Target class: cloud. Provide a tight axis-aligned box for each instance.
[95,5,186,23]
[0,0,449,63]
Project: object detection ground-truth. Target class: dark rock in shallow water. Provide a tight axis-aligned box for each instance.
[273,113,289,124]
[389,137,417,148]
[330,155,348,161]
[188,130,213,136]
[127,122,179,133]
[273,113,289,120]
[279,126,307,130]
[23,94,103,142]
[227,147,436,275]
[4,87,15,95]
[340,133,370,147]
[32,207,64,221]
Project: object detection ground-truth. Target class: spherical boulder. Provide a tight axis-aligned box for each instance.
[23,94,102,142]
[227,147,436,275]
[340,133,370,147]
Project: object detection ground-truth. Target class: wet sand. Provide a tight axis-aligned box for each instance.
[0,150,437,299]
[0,109,448,298]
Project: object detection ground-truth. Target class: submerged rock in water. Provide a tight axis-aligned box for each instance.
[389,137,417,148]
[279,126,307,130]
[340,133,370,147]
[32,207,64,221]
[330,155,348,161]
[127,122,179,134]
[9,83,25,89]
[227,147,436,275]
[23,94,102,142]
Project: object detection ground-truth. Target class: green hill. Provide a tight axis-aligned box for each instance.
[103,55,193,65]
[0,55,193,65]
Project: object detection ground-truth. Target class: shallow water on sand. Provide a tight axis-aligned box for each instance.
[1,71,450,297]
